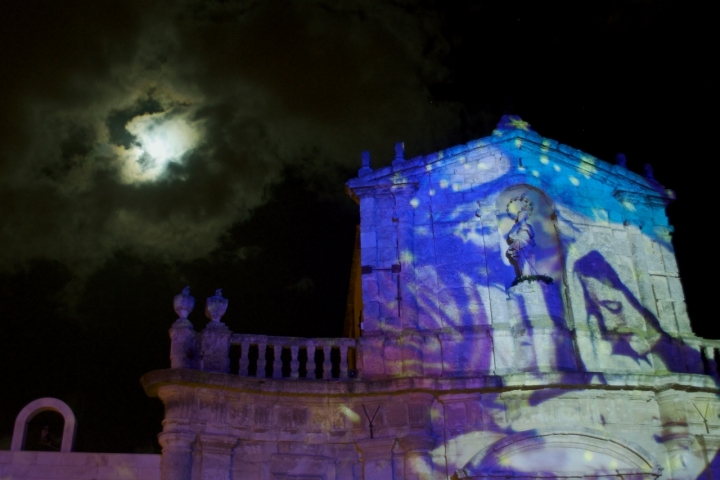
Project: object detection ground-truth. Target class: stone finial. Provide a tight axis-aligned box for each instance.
[615,153,627,167]
[205,289,228,323]
[173,286,195,320]
[643,163,655,180]
[359,150,372,176]
[392,142,405,167]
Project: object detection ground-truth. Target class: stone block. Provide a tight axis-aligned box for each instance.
[440,333,493,375]
[360,231,377,248]
[444,402,467,427]
[360,246,377,265]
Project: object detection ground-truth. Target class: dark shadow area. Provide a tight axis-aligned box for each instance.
[24,411,64,452]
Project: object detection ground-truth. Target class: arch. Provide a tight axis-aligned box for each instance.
[11,397,77,452]
[455,427,663,479]
[495,184,563,285]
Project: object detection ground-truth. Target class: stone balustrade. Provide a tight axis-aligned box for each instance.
[168,322,358,379]
[168,288,358,380]
[167,288,720,381]
[231,334,357,380]
[686,337,720,377]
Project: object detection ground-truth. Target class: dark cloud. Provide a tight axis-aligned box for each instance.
[0,0,460,276]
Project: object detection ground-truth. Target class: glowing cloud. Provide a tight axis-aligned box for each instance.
[119,108,202,183]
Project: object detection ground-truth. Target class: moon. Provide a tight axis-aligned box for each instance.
[121,109,201,182]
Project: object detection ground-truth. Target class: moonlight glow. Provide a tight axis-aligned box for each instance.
[120,110,201,183]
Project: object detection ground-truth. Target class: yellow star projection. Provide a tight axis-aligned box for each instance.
[509,117,530,131]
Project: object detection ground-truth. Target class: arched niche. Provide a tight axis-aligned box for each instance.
[453,427,662,479]
[11,397,77,453]
[495,185,563,287]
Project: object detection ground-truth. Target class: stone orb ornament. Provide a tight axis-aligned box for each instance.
[205,289,228,323]
[173,286,195,320]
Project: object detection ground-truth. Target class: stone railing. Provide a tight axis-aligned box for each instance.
[167,288,357,380]
[231,334,357,379]
[684,337,720,377]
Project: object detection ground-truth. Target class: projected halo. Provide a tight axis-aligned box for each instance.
[506,195,533,219]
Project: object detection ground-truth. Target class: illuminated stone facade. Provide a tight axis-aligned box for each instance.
[6,117,719,480]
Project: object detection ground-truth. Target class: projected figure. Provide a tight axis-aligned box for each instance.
[506,196,537,278]
[572,250,681,370]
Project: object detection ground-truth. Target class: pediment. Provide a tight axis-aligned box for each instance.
[347,116,671,206]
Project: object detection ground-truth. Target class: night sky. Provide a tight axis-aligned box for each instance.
[0,0,713,453]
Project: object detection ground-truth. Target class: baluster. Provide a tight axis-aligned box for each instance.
[323,345,332,379]
[306,340,316,379]
[257,343,267,378]
[705,346,718,376]
[339,344,349,378]
[290,345,300,379]
[239,341,250,376]
[273,344,282,378]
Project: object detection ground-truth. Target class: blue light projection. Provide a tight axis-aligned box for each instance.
[345,115,716,479]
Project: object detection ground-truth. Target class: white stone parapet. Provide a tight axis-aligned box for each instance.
[168,321,358,380]
[230,334,357,380]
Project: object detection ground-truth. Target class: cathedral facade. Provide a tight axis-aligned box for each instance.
[5,117,720,479]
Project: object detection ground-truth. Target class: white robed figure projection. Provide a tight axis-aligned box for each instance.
[505,195,537,278]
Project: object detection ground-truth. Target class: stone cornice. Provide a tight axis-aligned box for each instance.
[141,368,720,399]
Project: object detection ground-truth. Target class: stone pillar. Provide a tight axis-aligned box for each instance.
[397,433,437,480]
[158,431,196,480]
[199,322,232,373]
[169,319,197,369]
[198,433,238,480]
[656,391,704,480]
[358,335,385,377]
[391,184,419,330]
[356,438,396,480]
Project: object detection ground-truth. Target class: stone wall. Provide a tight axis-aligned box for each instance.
[347,118,691,380]
[142,368,720,479]
[0,451,160,480]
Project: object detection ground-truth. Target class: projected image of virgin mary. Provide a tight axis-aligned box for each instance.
[574,251,668,366]
[506,196,537,278]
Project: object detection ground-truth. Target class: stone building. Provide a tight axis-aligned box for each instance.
[3,116,720,479]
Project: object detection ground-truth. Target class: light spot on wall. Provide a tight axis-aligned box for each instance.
[515,139,523,148]
[569,176,580,186]
[553,164,561,172]
[338,405,360,424]
[410,198,420,208]
[580,155,598,176]
[440,179,449,189]
[532,170,540,177]
[540,155,549,165]
[622,201,636,212]
[592,208,609,223]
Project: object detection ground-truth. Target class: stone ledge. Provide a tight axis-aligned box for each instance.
[141,368,720,398]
